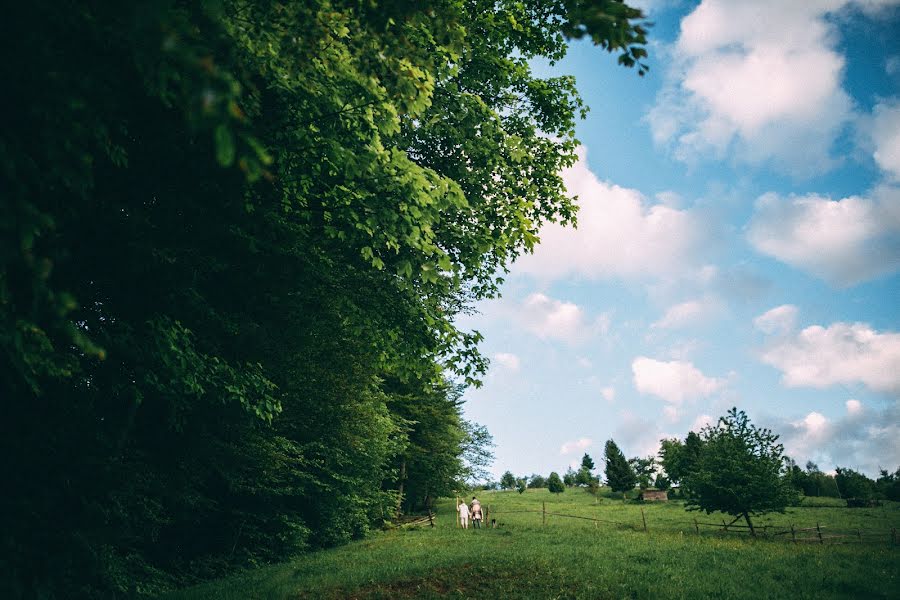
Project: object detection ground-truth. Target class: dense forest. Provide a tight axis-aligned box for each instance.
[0,1,647,597]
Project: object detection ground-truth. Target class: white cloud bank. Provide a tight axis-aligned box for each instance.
[753,304,799,335]
[648,0,899,175]
[768,400,900,476]
[632,357,726,406]
[652,296,721,330]
[560,437,592,455]
[746,188,900,286]
[519,292,610,344]
[492,352,521,372]
[514,148,709,281]
[760,322,900,394]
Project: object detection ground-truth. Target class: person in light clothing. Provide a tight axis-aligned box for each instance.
[470,497,483,529]
[457,501,470,529]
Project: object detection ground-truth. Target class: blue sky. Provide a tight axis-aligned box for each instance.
[459,0,900,480]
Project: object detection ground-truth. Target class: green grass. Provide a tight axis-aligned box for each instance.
[163,489,900,599]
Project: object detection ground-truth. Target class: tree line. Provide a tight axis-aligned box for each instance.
[493,408,899,534]
[0,1,649,597]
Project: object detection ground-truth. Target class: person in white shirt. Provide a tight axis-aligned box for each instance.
[458,501,470,528]
[470,497,483,529]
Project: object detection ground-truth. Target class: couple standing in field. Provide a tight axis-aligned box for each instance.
[457,496,483,529]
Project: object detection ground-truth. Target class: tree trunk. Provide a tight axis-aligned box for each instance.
[395,459,406,518]
[743,512,756,537]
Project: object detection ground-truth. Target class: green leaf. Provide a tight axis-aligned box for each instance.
[214,124,236,167]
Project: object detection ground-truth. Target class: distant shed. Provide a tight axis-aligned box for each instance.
[640,490,668,502]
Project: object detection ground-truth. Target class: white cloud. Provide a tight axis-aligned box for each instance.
[746,190,900,286]
[690,413,714,432]
[652,296,721,329]
[768,401,900,476]
[601,386,616,402]
[560,437,592,455]
[648,0,871,175]
[760,322,900,393]
[518,292,610,344]
[753,304,799,335]
[514,147,710,281]
[492,352,520,372]
[632,356,726,405]
[868,99,900,181]
[577,357,593,369]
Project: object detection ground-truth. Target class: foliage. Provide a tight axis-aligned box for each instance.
[563,468,577,487]
[876,468,900,501]
[500,471,517,490]
[835,467,876,503]
[604,440,637,494]
[658,432,703,486]
[547,472,566,494]
[681,408,799,534]
[629,456,656,490]
[0,0,649,596]
[527,474,547,489]
[516,478,528,494]
[581,453,595,472]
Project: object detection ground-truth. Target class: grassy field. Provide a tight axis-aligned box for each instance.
[164,489,899,599]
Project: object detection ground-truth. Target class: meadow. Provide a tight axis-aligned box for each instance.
[164,488,899,599]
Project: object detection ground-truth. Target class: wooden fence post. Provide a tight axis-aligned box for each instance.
[790,524,796,543]
[816,522,823,544]
[722,519,728,532]
[456,496,460,528]
[694,517,699,535]
[428,511,434,528]
[542,502,546,527]
[641,507,647,532]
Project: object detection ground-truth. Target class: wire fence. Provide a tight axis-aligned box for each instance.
[473,502,898,547]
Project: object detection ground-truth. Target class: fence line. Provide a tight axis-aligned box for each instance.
[480,505,897,547]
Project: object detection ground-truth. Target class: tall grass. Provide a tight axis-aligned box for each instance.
[164,488,899,599]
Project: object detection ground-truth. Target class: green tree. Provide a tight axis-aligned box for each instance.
[835,467,876,505]
[0,0,649,596]
[527,474,547,489]
[516,478,528,494]
[500,471,517,490]
[547,472,566,494]
[682,408,798,535]
[581,453,596,472]
[629,456,656,490]
[604,439,637,496]
[563,467,577,487]
[659,431,704,486]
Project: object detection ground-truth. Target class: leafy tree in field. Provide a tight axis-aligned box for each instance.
[605,439,637,497]
[835,467,876,505]
[653,473,671,491]
[528,474,547,489]
[516,478,528,494]
[581,453,596,472]
[658,432,703,487]
[500,471,517,490]
[682,408,798,535]
[629,456,656,490]
[547,472,565,494]
[876,468,900,501]
[0,0,649,596]
[563,467,577,487]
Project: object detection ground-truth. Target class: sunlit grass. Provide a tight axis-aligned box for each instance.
[164,488,900,599]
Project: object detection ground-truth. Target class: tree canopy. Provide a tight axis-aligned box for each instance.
[604,439,637,494]
[681,408,798,535]
[1,0,649,596]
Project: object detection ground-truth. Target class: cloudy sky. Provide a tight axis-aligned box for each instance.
[458,0,900,480]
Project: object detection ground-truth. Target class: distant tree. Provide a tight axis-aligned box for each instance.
[658,431,703,487]
[682,408,798,535]
[581,453,596,472]
[500,471,517,490]
[604,439,637,496]
[528,474,547,489]
[653,473,671,491]
[516,478,527,494]
[835,467,875,504]
[875,468,900,501]
[802,462,841,498]
[547,471,565,494]
[574,467,593,486]
[563,467,577,487]
[629,456,656,490]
